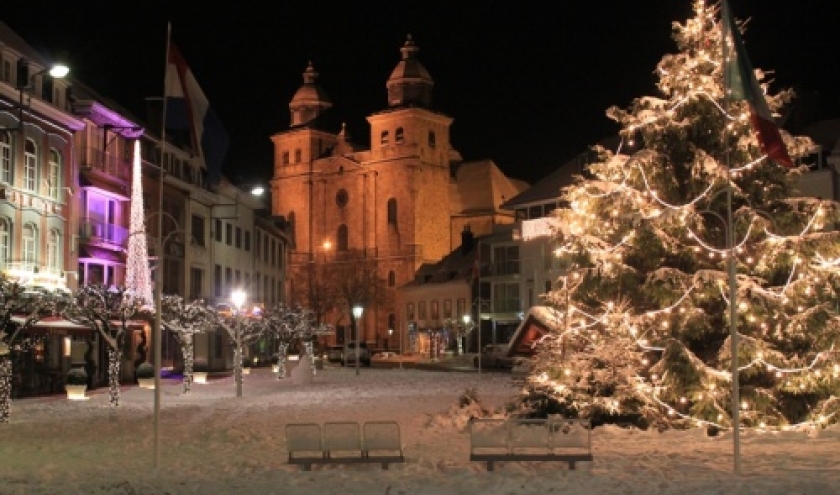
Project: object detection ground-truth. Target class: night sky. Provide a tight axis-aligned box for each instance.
[3,1,838,185]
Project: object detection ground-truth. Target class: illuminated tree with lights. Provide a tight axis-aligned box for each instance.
[521,1,840,431]
[262,303,315,379]
[64,285,149,407]
[216,304,264,398]
[125,140,154,306]
[160,295,215,394]
[0,276,64,422]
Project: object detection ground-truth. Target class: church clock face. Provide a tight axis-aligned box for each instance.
[336,189,349,208]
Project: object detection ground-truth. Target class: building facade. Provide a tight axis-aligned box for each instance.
[271,37,526,348]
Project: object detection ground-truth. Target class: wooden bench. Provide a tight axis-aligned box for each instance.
[469,417,593,471]
[285,421,405,471]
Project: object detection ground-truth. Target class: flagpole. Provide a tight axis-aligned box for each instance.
[153,20,171,471]
[721,0,740,475]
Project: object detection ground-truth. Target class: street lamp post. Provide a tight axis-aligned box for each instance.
[463,314,479,375]
[2,60,69,132]
[352,304,363,376]
[231,289,247,398]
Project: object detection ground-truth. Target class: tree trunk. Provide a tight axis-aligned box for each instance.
[107,348,122,407]
[0,357,12,423]
[182,340,194,394]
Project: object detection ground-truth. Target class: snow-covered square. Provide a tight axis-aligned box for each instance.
[0,366,838,495]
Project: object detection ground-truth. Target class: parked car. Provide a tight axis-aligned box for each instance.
[474,344,514,369]
[342,341,371,367]
[326,345,344,363]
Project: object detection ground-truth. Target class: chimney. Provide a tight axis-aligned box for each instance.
[461,225,475,252]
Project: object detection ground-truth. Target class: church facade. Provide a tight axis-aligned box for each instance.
[270,36,526,348]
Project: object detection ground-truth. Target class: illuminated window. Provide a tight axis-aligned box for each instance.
[24,139,37,191]
[23,223,37,268]
[395,127,404,144]
[48,149,60,198]
[0,132,10,183]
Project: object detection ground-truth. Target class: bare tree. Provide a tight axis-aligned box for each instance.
[63,285,149,406]
[325,249,392,342]
[0,276,65,422]
[160,295,215,394]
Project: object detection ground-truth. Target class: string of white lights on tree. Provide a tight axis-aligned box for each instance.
[521,0,840,432]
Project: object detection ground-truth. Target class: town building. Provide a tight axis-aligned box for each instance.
[270,36,527,349]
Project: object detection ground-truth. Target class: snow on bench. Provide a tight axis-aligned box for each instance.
[469,417,593,471]
[285,421,404,471]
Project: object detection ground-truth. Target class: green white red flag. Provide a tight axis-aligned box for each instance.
[721,0,793,167]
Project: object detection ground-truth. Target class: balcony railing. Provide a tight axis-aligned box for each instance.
[78,219,129,247]
[79,147,131,182]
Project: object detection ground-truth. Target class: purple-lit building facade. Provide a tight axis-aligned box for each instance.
[1,21,290,395]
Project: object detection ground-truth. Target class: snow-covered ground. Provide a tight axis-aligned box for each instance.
[1,364,838,495]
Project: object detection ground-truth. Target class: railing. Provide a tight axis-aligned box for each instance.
[78,219,129,246]
[79,147,131,182]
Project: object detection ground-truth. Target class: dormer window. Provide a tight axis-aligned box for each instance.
[428,130,436,148]
[395,127,404,144]
[282,151,290,165]
[380,130,389,146]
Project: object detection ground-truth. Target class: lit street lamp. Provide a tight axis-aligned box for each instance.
[231,289,247,398]
[352,304,363,376]
[2,60,69,132]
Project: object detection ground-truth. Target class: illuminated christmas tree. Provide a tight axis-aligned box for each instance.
[521,0,840,431]
[125,140,154,306]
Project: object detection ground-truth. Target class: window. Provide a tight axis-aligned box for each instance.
[428,130,436,148]
[24,139,37,191]
[215,266,222,296]
[457,298,465,319]
[214,219,222,242]
[282,151,289,165]
[1,58,10,84]
[387,198,397,224]
[192,214,205,247]
[407,303,415,320]
[493,282,521,313]
[190,267,203,300]
[235,269,241,286]
[235,226,242,249]
[430,301,439,319]
[388,270,396,287]
[0,132,11,184]
[245,231,251,251]
[380,130,389,146]
[0,218,9,269]
[22,223,37,268]
[337,225,348,251]
[47,229,60,272]
[395,127,404,144]
[336,189,349,208]
[388,313,396,331]
[225,267,232,288]
[255,231,261,257]
[493,245,520,276]
[48,149,60,198]
[294,149,301,162]
[443,299,452,319]
[225,223,232,246]
[418,302,427,320]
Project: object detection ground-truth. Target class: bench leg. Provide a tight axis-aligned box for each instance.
[486,461,495,472]
[303,463,312,471]
[568,460,576,470]
[381,462,389,470]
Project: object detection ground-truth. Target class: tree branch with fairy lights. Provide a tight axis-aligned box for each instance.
[63,285,150,407]
[0,275,66,422]
[519,0,840,432]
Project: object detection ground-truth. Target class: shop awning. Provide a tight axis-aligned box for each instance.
[11,316,94,336]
